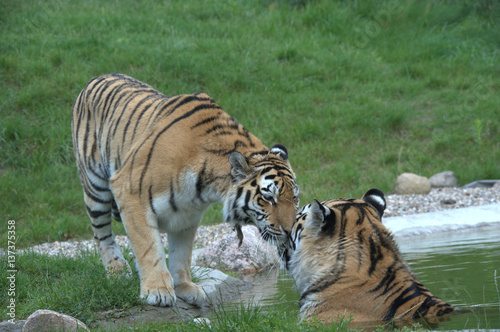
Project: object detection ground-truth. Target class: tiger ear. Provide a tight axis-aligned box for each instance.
[229,151,251,182]
[362,188,386,218]
[269,144,288,160]
[307,199,325,228]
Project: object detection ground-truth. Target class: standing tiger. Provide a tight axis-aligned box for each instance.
[71,73,299,307]
[282,189,455,323]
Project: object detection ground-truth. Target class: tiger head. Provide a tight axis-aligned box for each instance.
[223,144,299,246]
[282,189,387,290]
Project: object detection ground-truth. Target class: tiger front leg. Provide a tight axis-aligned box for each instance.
[168,224,208,307]
[119,205,176,307]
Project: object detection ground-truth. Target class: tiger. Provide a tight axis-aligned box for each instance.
[281,189,455,323]
[71,73,299,307]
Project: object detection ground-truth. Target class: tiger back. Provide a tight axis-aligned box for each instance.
[72,73,299,307]
[282,189,455,323]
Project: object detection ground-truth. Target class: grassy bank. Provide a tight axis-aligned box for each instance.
[1,0,499,246]
[1,252,424,331]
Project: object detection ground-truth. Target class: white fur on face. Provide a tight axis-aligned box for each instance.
[260,177,279,204]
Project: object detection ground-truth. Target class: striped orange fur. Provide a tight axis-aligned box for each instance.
[282,189,455,323]
[72,74,298,307]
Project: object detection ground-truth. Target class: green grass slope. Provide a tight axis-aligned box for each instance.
[1,0,499,246]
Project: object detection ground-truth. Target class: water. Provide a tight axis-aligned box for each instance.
[233,224,500,330]
[400,225,500,330]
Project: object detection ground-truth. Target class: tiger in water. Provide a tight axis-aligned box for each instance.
[282,189,455,323]
[72,74,299,307]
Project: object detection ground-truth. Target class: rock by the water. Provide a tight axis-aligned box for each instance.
[429,171,457,188]
[193,317,211,326]
[394,173,431,195]
[194,226,278,274]
[22,309,89,332]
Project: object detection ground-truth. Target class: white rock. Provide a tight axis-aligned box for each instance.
[22,309,89,332]
[394,173,431,195]
[193,317,211,326]
[194,226,278,274]
[429,171,457,188]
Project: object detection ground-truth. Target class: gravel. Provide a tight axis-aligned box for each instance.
[5,187,499,259]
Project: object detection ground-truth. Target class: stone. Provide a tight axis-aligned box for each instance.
[440,199,456,205]
[22,309,89,332]
[493,180,500,189]
[191,266,250,299]
[394,173,431,195]
[194,226,279,274]
[192,317,211,326]
[429,171,458,188]
[462,179,499,188]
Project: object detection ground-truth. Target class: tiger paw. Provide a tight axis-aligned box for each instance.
[105,258,133,278]
[175,282,208,307]
[140,285,176,307]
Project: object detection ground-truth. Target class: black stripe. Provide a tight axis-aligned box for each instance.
[131,95,160,140]
[82,114,91,166]
[101,80,127,123]
[157,94,216,122]
[149,185,157,215]
[202,140,250,156]
[412,295,441,319]
[105,87,140,156]
[320,209,337,237]
[111,88,149,137]
[370,264,402,298]
[139,103,219,194]
[149,95,183,124]
[436,306,454,316]
[91,221,111,229]
[191,115,220,129]
[169,180,178,212]
[86,206,110,219]
[84,187,112,204]
[89,76,114,108]
[232,187,244,211]
[87,178,111,192]
[196,161,207,202]
[244,190,251,206]
[115,89,156,143]
[95,78,122,126]
[368,235,383,276]
[72,88,87,148]
[383,283,425,320]
[205,124,223,134]
[94,233,113,241]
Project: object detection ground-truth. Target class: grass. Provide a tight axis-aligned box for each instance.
[0,250,345,330]
[0,0,499,329]
[0,251,425,331]
[0,251,140,324]
[1,0,499,247]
